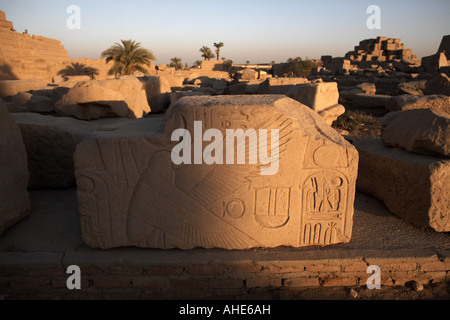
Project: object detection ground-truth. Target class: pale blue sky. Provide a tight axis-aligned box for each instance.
[1,0,449,65]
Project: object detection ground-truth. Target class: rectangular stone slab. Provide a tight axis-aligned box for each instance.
[0,101,30,236]
[355,138,450,232]
[74,95,358,250]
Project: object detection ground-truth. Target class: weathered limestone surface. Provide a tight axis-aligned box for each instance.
[12,113,101,189]
[287,82,345,125]
[381,109,450,157]
[257,77,309,94]
[55,78,151,119]
[318,104,346,126]
[355,138,450,232]
[0,79,47,99]
[398,80,427,95]
[237,68,258,81]
[0,11,69,82]
[0,101,30,236]
[8,92,54,113]
[74,95,358,250]
[386,94,450,114]
[287,82,339,113]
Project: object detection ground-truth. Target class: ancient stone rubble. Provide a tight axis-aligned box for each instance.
[355,138,450,233]
[0,7,449,254]
[315,37,422,76]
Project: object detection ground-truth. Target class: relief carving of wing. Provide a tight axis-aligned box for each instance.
[180,114,294,206]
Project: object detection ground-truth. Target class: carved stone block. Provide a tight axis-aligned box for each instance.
[74,95,358,249]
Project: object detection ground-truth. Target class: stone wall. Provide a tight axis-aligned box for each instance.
[0,250,448,299]
[0,11,69,82]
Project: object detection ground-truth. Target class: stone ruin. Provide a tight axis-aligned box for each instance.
[315,36,422,77]
[0,9,449,250]
[74,95,358,249]
[355,107,450,233]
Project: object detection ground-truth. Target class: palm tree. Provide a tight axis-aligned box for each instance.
[192,60,202,68]
[199,46,215,61]
[213,42,224,60]
[169,57,183,71]
[101,39,156,77]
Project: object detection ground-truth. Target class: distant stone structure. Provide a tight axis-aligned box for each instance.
[0,10,13,30]
[314,36,421,76]
[0,10,69,81]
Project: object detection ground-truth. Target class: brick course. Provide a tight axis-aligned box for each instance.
[0,251,448,299]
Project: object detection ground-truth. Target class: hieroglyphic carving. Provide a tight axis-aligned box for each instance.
[254,187,291,228]
[300,170,348,246]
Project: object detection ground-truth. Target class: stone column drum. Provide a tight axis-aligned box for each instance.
[74,95,358,250]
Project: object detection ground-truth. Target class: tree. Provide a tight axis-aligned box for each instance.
[222,57,233,69]
[213,42,224,60]
[101,39,156,77]
[286,57,315,77]
[192,60,202,68]
[169,57,183,71]
[199,46,215,61]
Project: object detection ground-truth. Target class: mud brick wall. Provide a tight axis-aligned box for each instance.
[0,251,448,300]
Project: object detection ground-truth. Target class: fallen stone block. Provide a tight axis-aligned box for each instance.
[0,79,47,99]
[386,94,450,114]
[165,91,213,122]
[12,113,101,189]
[56,78,151,119]
[257,77,309,94]
[381,109,450,157]
[63,75,91,82]
[398,80,427,95]
[224,83,247,95]
[237,68,258,80]
[356,83,376,95]
[8,92,55,113]
[287,82,339,113]
[351,93,391,108]
[0,100,30,236]
[318,104,346,126]
[74,95,358,250]
[355,138,450,232]
[287,82,345,124]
